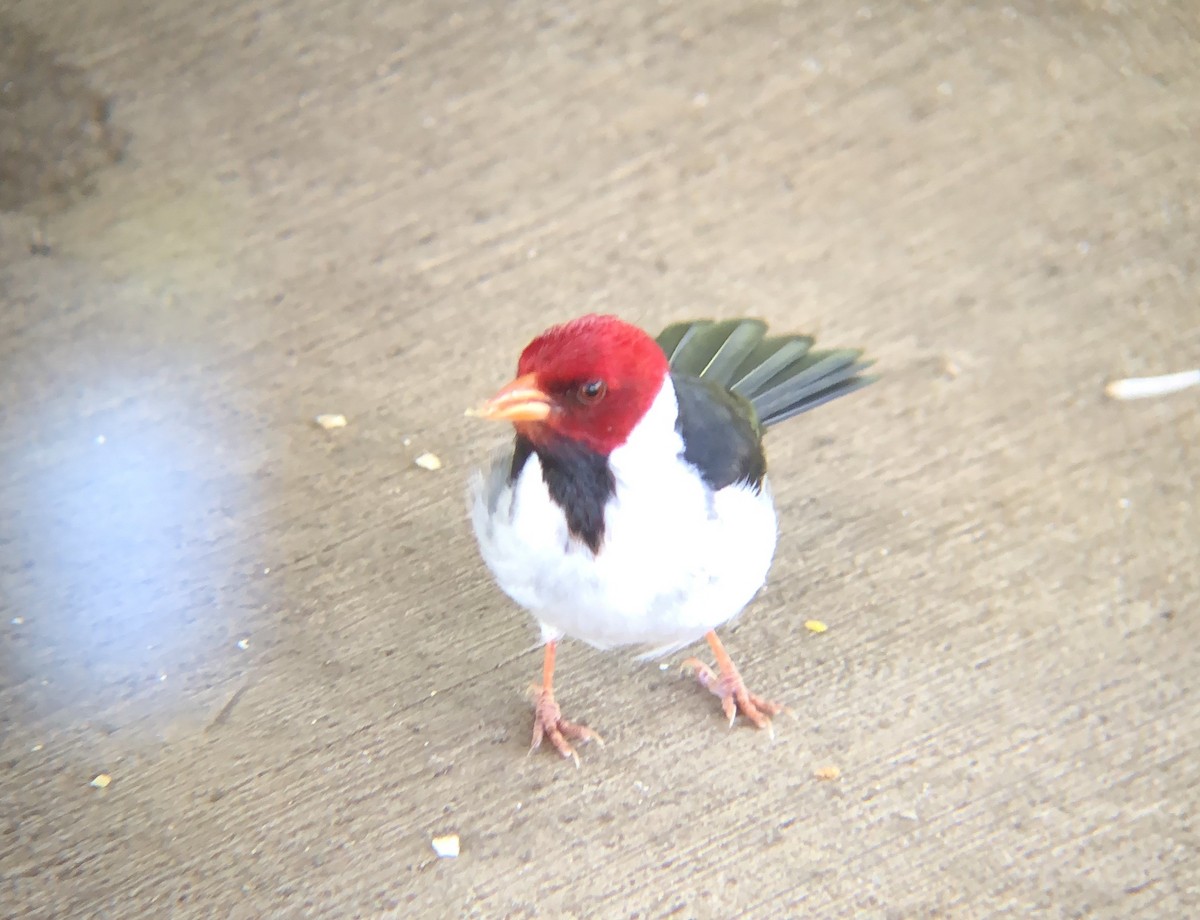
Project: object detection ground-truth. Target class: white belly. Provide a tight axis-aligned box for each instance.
[469,380,778,654]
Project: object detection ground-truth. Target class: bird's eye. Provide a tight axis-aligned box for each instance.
[577,380,607,404]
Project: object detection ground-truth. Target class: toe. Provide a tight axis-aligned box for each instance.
[561,720,604,747]
[546,726,579,764]
[681,658,722,695]
[739,699,772,731]
[738,689,783,729]
[680,657,716,684]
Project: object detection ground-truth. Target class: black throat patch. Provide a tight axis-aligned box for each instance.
[510,435,614,554]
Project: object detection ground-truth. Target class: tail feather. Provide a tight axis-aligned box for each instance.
[752,350,875,426]
[759,374,875,426]
[655,318,874,429]
[729,337,813,397]
[656,318,767,379]
[653,321,698,364]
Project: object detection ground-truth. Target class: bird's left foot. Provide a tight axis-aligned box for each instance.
[681,657,783,732]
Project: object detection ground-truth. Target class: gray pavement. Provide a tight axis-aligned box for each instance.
[1,2,1197,917]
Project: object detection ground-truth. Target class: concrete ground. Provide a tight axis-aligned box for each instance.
[2,1,1197,917]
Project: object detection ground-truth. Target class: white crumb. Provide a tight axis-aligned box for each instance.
[414,452,442,471]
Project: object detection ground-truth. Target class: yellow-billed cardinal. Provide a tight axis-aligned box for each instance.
[468,315,874,762]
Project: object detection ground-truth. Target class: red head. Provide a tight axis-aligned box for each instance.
[469,314,669,454]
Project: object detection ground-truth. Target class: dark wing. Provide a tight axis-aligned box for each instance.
[656,318,875,429]
[670,373,766,492]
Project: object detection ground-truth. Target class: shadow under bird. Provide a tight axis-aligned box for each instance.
[468,314,875,762]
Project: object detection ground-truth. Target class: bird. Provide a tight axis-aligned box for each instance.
[467,314,874,762]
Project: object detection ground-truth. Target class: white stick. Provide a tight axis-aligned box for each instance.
[1105,369,1200,400]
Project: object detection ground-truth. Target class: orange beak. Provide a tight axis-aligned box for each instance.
[466,373,553,423]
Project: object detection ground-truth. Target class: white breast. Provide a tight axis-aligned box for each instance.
[469,378,778,655]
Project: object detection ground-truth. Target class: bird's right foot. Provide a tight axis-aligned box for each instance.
[527,685,603,766]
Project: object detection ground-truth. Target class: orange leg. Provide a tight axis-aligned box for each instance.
[528,640,602,764]
[682,630,783,731]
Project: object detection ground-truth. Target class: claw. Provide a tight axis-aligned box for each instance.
[722,695,737,728]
